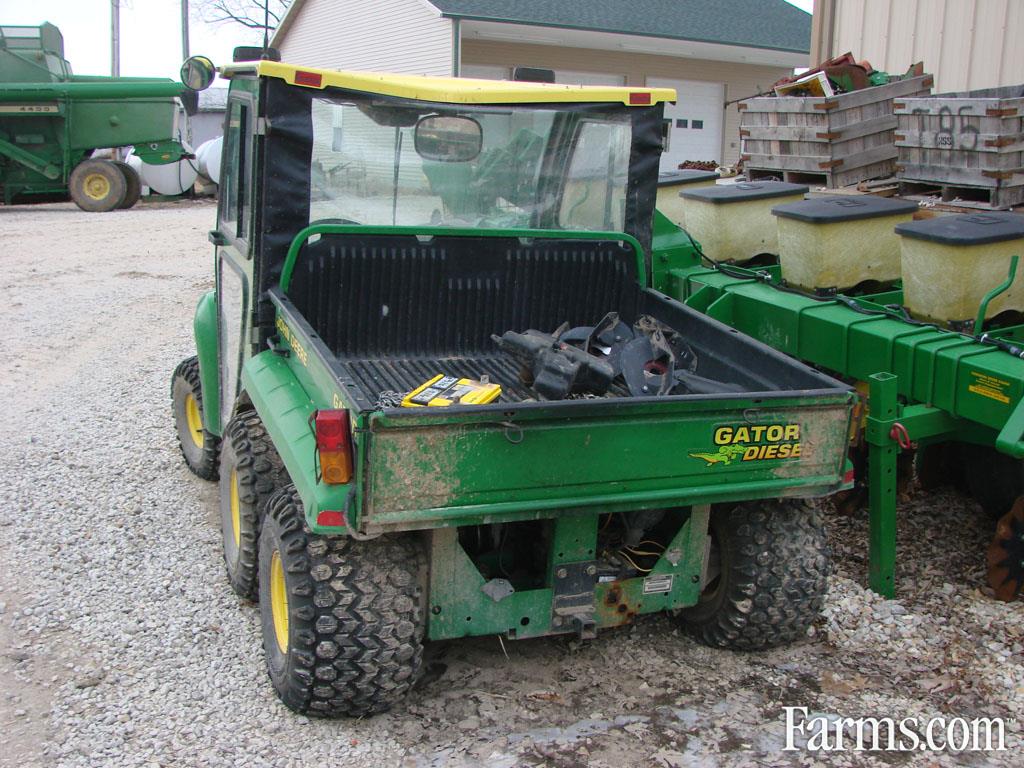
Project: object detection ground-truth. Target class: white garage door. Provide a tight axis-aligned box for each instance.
[555,70,626,87]
[646,77,724,172]
[460,64,509,80]
[461,66,627,87]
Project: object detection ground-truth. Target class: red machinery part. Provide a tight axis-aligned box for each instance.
[987,497,1024,602]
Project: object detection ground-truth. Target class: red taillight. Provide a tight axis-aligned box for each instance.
[314,409,352,484]
[294,70,323,87]
[843,466,856,485]
[629,91,652,105]
[316,510,346,528]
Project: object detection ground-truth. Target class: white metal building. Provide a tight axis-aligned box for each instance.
[270,0,812,168]
[811,0,1024,93]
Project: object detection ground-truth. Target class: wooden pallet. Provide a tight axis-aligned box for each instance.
[894,86,1024,210]
[897,179,1024,210]
[739,75,933,189]
[745,166,900,192]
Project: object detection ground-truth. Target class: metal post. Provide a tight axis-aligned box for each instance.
[181,0,190,60]
[867,372,898,598]
[110,0,120,77]
[110,0,122,161]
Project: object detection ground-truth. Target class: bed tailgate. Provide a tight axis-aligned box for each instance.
[357,393,855,533]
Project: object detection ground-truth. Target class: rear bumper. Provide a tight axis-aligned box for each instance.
[360,394,854,533]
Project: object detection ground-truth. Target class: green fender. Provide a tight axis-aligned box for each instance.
[193,291,221,435]
[241,350,353,533]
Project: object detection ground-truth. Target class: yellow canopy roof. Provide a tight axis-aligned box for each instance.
[221,60,676,106]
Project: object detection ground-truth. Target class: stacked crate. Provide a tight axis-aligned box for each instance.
[739,75,933,189]
[894,86,1024,210]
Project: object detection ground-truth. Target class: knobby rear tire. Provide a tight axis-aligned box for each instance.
[681,499,829,651]
[258,486,428,717]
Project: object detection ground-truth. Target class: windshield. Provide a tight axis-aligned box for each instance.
[308,97,633,232]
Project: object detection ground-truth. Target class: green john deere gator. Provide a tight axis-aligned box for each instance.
[171,56,856,717]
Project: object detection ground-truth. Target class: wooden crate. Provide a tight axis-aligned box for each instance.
[894,85,1024,210]
[739,75,933,188]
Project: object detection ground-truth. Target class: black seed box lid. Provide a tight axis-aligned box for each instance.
[680,180,808,203]
[895,212,1024,246]
[772,195,918,223]
[658,169,719,187]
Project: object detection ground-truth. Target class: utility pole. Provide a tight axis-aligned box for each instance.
[111,0,120,77]
[181,0,190,60]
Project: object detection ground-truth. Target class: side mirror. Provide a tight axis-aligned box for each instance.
[180,55,216,91]
[414,115,483,163]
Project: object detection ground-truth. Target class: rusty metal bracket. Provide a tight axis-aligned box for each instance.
[551,560,598,639]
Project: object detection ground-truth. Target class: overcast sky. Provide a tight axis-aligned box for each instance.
[2,0,815,82]
[2,0,265,80]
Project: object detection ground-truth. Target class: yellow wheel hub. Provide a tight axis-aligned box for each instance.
[229,469,241,548]
[184,393,204,449]
[270,550,289,653]
[83,172,111,201]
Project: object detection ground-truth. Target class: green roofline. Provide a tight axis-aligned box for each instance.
[438,14,811,55]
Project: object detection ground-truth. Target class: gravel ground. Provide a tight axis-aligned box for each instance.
[0,200,1021,767]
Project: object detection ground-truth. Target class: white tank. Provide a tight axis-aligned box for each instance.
[125,152,143,177]
[195,136,223,186]
[137,153,199,196]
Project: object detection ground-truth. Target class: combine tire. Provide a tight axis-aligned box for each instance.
[681,499,828,651]
[69,158,127,212]
[219,412,286,600]
[960,444,1024,518]
[112,160,142,209]
[171,356,219,480]
[258,486,427,717]
[916,441,968,493]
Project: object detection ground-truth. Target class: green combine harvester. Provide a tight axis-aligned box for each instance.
[0,22,195,211]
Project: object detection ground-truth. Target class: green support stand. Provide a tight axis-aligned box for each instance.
[866,372,899,598]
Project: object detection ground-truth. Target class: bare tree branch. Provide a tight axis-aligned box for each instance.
[196,0,290,33]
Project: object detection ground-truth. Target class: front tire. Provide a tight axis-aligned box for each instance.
[69,158,127,212]
[960,444,1024,518]
[258,487,427,717]
[219,412,286,600]
[681,499,829,650]
[171,356,219,480]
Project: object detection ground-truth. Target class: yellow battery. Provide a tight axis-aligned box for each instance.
[401,374,502,407]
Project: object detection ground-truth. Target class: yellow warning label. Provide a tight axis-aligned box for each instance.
[967,371,1011,405]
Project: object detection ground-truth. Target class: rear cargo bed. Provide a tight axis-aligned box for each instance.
[344,355,635,404]
[281,229,844,410]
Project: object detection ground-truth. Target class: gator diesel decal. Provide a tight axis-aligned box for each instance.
[689,444,746,466]
[275,315,308,367]
[690,424,802,466]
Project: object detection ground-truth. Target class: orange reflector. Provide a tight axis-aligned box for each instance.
[319,450,352,484]
[294,70,323,87]
[314,409,353,484]
[629,92,652,105]
[316,510,346,528]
